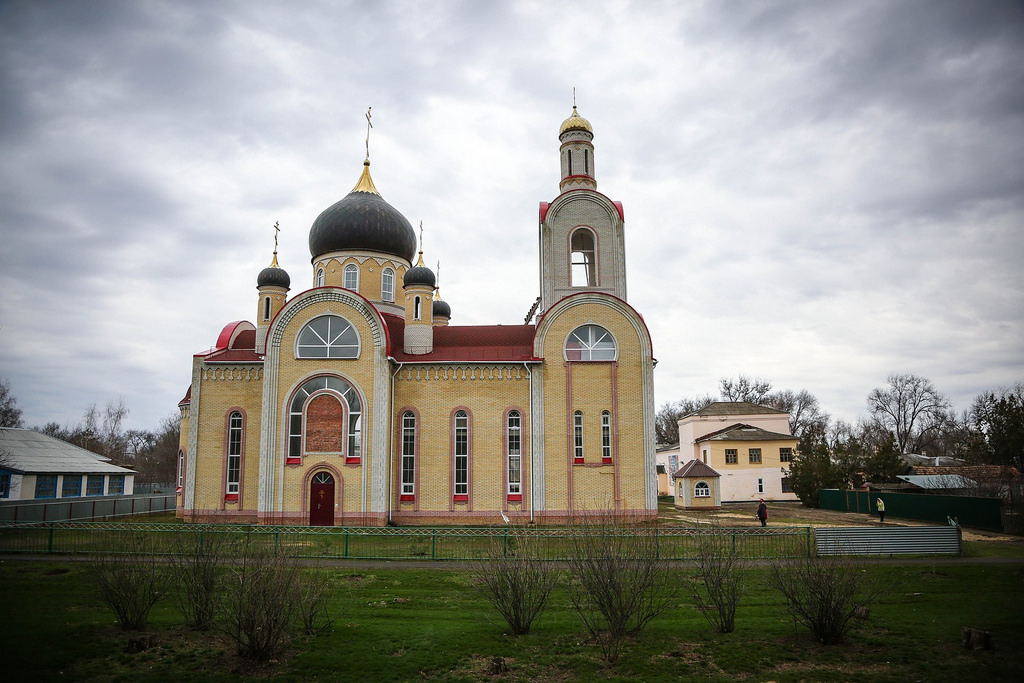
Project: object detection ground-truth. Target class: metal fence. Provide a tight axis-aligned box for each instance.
[0,494,177,523]
[818,489,1005,531]
[0,522,814,561]
[816,526,962,556]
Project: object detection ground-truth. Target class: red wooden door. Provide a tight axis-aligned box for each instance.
[309,472,335,526]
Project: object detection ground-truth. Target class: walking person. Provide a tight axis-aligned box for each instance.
[756,498,768,527]
[876,497,885,523]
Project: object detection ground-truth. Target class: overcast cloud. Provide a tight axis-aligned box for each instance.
[1,0,1021,433]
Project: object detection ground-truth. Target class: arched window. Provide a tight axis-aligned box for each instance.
[507,410,521,496]
[262,296,271,321]
[316,268,325,287]
[382,267,395,302]
[344,264,359,290]
[567,149,573,174]
[413,296,422,321]
[401,411,416,497]
[570,228,596,286]
[565,324,617,361]
[584,148,590,175]
[287,376,362,462]
[453,410,469,498]
[296,315,360,358]
[226,411,243,496]
[573,410,584,462]
[695,481,711,498]
[601,410,612,461]
[177,450,185,488]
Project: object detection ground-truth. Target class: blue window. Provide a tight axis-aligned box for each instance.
[86,475,105,496]
[108,475,125,495]
[35,475,57,499]
[62,475,82,498]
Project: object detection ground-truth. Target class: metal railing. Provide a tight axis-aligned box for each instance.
[0,494,177,523]
[815,526,962,556]
[0,522,814,560]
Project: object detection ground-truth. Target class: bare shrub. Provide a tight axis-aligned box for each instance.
[167,526,223,631]
[220,534,301,661]
[689,521,744,633]
[768,550,879,644]
[472,528,558,635]
[90,532,165,631]
[566,511,676,665]
[297,565,336,635]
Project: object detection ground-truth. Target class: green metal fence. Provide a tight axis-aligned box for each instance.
[818,489,1005,531]
[0,522,813,561]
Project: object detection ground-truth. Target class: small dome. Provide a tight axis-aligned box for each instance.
[432,298,451,318]
[559,106,593,135]
[257,254,290,288]
[403,260,436,288]
[308,162,417,262]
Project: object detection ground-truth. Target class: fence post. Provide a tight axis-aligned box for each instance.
[431,530,437,560]
[274,532,279,556]
[503,529,509,557]
[48,522,55,554]
[344,530,349,559]
[806,526,812,557]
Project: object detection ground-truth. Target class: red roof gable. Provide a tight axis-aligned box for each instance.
[384,314,537,362]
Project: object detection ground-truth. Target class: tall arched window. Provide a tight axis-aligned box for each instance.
[343,264,359,290]
[226,411,243,496]
[296,315,360,358]
[565,324,617,361]
[401,411,416,497]
[382,268,395,302]
[287,376,362,462]
[507,410,521,496]
[262,296,272,321]
[453,410,469,498]
[177,450,185,489]
[413,296,422,320]
[570,228,596,286]
[601,410,612,461]
[316,268,325,287]
[573,410,584,462]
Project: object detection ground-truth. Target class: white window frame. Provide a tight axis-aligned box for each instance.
[316,268,325,287]
[694,481,711,498]
[601,410,612,460]
[343,264,359,290]
[296,315,360,359]
[401,411,416,496]
[454,410,469,496]
[382,267,395,302]
[507,411,521,495]
[565,324,617,361]
[226,411,242,495]
[573,410,584,460]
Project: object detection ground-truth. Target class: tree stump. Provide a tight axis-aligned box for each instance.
[487,656,508,674]
[125,633,158,653]
[962,627,992,650]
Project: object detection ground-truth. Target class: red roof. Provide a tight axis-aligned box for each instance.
[385,314,537,362]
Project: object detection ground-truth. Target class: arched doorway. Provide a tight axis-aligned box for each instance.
[309,471,335,526]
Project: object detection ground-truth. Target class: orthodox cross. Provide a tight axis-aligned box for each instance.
[364,106,373,161]
[273,220,280,253]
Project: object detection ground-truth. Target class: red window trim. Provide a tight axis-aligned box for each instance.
[506,494,522,502]
[453,494,469,503]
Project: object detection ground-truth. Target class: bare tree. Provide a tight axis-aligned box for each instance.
[867,374,950,454]
[656,394,715,444]
[0,378,25,428]
[767,388,828,439]
[168,527,223,631]
[689,519,744,633]
[719,375,773,405]
[89,533,166,631]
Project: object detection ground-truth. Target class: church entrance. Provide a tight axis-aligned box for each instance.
[309,472,335,526]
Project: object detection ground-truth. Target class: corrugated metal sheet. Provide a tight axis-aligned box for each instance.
[816,526,961,556]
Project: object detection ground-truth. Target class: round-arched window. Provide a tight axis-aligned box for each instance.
[296,315,359,358]
[694,481,711,498]
[565,324,616,361]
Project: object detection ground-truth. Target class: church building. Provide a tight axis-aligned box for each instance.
[177,107,658,525]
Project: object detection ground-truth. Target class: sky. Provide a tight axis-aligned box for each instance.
[1,0,1022,433]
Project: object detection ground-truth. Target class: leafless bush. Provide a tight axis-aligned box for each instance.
[297,565,336,635]
[167,527,223,630]
[220,535,301,661]
[472,528,558,635]
[689,521,744,633]
[89,532,165,631]
[768,550,879,644]
[566,511,676,665]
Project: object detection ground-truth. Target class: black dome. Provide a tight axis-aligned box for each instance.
[257,264,291,289]
[403,262,436,288]
[308,189,417,262]
[432,299,451,318]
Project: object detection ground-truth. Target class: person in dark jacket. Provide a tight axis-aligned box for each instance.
[756,499,768,527]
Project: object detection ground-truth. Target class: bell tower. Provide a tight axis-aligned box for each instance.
[537,105,627,317]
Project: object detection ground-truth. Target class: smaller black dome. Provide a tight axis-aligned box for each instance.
[403,262,436,288]
[432,299,451,318]
[257,263,290,289]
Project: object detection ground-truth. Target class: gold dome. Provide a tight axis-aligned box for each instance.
[559,105,593,135]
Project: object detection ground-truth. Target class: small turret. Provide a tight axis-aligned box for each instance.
[256,222,290,354]
[402,227,435,354]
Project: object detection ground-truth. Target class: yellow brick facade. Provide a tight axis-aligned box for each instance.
[177,107,658,526]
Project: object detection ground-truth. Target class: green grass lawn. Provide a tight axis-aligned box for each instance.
[1,558,1022,682]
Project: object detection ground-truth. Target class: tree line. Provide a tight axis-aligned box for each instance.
[658,374,1024,506]
[0,378,180,485]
